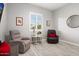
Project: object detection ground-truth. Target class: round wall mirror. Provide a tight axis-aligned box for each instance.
[67,15,79,28]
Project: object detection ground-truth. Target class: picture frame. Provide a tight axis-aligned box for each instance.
[16,17,23,26]
[46,20,50,27]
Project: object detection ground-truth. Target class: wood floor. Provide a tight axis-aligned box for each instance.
[19,40,79,56]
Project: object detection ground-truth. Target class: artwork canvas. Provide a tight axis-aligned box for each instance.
[0,3,4,22]
[16,17,23,26]
[46,20,50,27]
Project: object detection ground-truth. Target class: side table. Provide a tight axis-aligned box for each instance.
[32,36,37,44]
[32,36,42,44]
[37,37,42,43]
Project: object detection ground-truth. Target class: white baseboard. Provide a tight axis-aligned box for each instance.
[60,39,79,47]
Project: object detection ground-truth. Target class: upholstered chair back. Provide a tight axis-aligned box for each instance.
[9,30,21,40]
[48,30,56,34]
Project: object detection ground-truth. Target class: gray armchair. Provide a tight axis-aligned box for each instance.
[9,30,31,54]
[6,30,31,54]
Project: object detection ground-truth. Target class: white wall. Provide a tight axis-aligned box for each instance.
[7,3,54,39]
[53,4,79,44]
[0,4,7,41]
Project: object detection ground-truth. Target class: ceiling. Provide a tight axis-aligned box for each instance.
[31,3,67,11]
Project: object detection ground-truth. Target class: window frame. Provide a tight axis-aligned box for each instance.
[29,12,43,31]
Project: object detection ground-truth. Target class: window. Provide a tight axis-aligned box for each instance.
[29,12,43,36]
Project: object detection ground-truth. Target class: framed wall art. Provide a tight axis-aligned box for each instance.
[46,20,50,27]
[16,17,23,26]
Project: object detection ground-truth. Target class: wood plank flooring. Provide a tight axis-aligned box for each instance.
[19,40,79,56]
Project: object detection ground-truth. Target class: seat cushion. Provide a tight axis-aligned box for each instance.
[48,33,57,37]
[11,40,30,53]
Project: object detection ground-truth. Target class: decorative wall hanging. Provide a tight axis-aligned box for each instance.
[46,20,50,27]
[0,3,4,22]
[16,17,23,26]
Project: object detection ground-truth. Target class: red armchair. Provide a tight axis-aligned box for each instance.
[47,30,59,44]
[0,41,10,56]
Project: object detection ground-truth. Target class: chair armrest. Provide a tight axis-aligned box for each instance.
[21,37,30,40]
[56,35,59,38]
